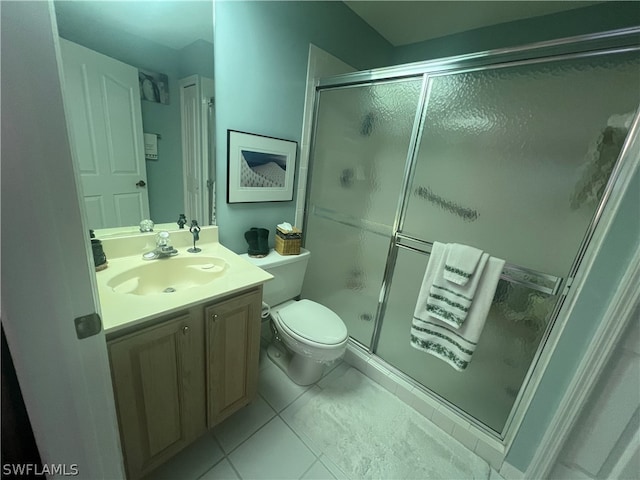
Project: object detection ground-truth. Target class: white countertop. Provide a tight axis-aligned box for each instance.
[95,227,272,335]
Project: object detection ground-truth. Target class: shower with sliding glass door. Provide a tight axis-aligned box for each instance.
[301,29,640,440]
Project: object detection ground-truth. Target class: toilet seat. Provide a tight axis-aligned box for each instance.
[275,299,347,346]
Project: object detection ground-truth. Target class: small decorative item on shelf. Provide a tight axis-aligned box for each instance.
[139,219,154,232]
[89,230,108,271]
[177,213,187,229]
[275,223,302,256]
[188,220,202,253]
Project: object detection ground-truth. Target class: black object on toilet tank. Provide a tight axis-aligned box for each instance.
[244,227,269,257]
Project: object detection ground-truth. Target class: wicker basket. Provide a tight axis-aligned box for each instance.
[274,226,302,255]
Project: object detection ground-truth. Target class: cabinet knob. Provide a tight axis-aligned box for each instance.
[212,314,219,322]
[182,326,189,335]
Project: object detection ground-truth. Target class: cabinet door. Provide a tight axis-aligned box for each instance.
[108,312,205,479]
[205,287,262,427]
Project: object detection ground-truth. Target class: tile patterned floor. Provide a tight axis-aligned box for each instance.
[148,344,502,480]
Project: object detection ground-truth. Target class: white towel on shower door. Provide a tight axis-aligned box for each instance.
[426,243,489,329]
[443,243,484,286]
[411,242,505,371]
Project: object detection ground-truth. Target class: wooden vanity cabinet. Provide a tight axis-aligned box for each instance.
[108,310,205,479]
[205,288,262,427]
[107,286,263,479]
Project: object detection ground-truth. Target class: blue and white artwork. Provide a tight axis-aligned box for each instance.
[241,150,287,188]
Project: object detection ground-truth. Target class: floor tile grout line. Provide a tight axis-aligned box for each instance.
[277,408,320,456]
[215,352,456,479]
[298,458,320,480]
[317,454,350,480]
[214,392,277,457]
[210,392,323,479]
[220,406,322,480]
[259,381,310,414]
[259,357,313,413]
[213,415,280,480]
[197,351,489,480]
[201,431,236,479]
[275,410,322,479]
[225,455,245,480]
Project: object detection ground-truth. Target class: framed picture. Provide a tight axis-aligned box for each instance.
[138,69,169,104]
[227,130,298,203]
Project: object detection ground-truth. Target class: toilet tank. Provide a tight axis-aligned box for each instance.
[240,248,310,306]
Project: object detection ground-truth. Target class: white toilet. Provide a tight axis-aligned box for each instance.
[241,248,348,385]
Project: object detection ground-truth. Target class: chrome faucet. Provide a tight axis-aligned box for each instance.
[142,231,178,260]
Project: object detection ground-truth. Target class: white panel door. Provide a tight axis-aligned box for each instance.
[60,38,149,229]
[180,75,214,225]
[2,1,125,476]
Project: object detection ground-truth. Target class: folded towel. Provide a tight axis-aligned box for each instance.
[144,133,158,160]
[423,243,489,328]
[411,243,505,371]
[444,243,484,286]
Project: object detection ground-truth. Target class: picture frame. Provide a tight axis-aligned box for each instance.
[227,130,298,203]
[138,69,170,104]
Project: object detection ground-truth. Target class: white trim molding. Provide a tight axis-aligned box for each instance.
[296,44,355,228]
[526,239,640,478]
[500,461,525,480]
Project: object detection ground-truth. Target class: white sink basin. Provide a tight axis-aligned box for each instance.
[107,256,228,296]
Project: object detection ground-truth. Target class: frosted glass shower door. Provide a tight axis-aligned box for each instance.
[302,79,423,347]
[401,52,640,276]
[377,51,639,434]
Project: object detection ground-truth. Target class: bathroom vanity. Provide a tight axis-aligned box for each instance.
[96,227,272,479]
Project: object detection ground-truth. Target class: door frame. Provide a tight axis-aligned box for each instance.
[1,2,124,476]
[525,136,640,477]
[180,74,214,225]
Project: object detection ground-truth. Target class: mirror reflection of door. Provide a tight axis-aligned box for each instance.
[60,38,150,229]
[54,0,214,230]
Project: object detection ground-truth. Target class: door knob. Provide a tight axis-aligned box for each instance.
[136,180,146,187]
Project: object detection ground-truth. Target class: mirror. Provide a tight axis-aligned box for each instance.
[54,1,214,231]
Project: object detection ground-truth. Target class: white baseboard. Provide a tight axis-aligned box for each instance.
[500,461,525,480]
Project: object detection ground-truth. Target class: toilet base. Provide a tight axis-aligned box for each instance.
[267,343,325,386]
[267,343,290,374]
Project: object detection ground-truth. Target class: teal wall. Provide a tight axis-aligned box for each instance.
[394,2,640,64]
[56,7,213,224]
[214,1,393,253]
[178,39,216,79]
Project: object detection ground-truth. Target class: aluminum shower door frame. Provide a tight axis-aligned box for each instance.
[303,27,640,450]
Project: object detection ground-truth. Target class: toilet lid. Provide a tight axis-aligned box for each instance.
[277,300,347,345]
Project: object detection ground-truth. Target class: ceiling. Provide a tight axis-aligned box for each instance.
[54,1,213,50]
[344,1,603,46]
[54,1,604,51]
